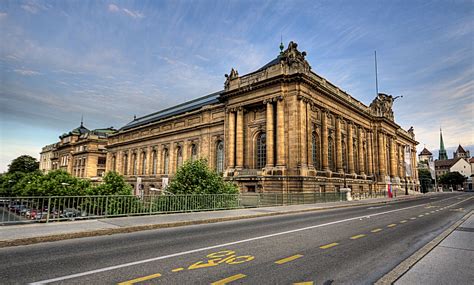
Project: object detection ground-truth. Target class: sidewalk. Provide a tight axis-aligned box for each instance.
[395,212,474,285]
[0,194,424,248]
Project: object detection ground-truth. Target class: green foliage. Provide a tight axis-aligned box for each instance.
[92,171,132,195]
[167,159,238,195]
[438,172,466,188]
[0,171,26,196]
[8,155,39,174]
[418,168,434,193]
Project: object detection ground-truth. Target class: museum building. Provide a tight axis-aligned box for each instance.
[105,42,420,194]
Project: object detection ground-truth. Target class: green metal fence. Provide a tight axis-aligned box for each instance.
[0,191,385,225]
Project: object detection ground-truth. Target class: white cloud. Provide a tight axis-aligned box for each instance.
[108,4,119,13]
[21,1,50,14]
[107,4,144,19]
[14,68,41,76]
[0,12,7,19]
[122,8,144,19]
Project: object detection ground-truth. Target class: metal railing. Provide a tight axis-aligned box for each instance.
[0,191,385,225]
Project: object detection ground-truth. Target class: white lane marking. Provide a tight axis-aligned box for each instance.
[30,195,471,284]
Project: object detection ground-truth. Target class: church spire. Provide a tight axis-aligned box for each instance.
[438,128,447,160]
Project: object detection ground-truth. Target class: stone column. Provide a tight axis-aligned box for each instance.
[276,96,285,166]
[358,127,365,175]
[227,110,236,168]
[378,132,386,178]
[321,109,328,171]
[116,151,123,174]
[265,100,274,167]
[347,123,355,174]
[299,97,307,166]
[398,144,403,179]
[236,107,244,168]
[389,137,397,178]
[367,131,373,175]
[146,146,152,175]
[106,152,112,172]
[336,116,343,173]
[182,141,189,163]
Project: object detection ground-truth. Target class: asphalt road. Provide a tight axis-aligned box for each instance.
[0,193,472,285]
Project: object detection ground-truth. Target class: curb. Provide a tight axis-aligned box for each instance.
[375,210,473,285]
[0,195,425,248]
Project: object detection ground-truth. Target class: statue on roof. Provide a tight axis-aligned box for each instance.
[369,93,400,120]
[279,41,311,73]
[224,68,239,90]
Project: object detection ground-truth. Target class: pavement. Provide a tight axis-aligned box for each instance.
[0,193,424,248]
[394,211,474,285]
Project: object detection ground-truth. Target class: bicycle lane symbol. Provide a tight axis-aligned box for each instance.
[187,250,255,270]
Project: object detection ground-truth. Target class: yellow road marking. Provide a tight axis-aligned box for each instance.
[275,254,304,264]
[320,242,339,249]
[211,274,246,285]
[387,224,397,228]
[294,282,314,285]
[371,228,382,233]
[117,273,162,285]
[400,220,407,223]
[350,234,366,240]
[172,268,184,272]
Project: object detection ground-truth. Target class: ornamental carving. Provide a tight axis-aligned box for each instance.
[280,41,311,73]
[369,93,398,120]
[224,68,239,90]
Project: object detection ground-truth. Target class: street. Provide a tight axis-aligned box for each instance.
[0,193,472,284]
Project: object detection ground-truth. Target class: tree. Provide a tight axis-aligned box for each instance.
[438,172,466,190]
[8,155,39,174]
[0,171,26,196]
[167,159,238,194]
[418,168,434,193]
[91,171,132,195]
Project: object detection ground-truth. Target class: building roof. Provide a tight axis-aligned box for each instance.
[469,157,474,163]
[120,91,222,131]
[455,144,467,154]
[419,147,432,156]
[435,157,462,168]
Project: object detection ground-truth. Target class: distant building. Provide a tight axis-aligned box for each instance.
[435,157,471,178]
[419,147,433,163]
[42,121,116,179]
[438,129,448,160]
[453,144,470,159]
[39,143,57,173]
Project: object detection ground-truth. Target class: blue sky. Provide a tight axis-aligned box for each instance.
[0,0,473,172]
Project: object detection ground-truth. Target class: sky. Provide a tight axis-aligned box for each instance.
[0,0,473,172]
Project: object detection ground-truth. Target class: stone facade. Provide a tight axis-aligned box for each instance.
[106,42,419,195]
[44,124,115,180]
[39,143,57,173]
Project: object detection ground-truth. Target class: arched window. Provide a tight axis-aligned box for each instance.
[191,144,198,161]
[141,152,146,175]
[132,153,138,175]
[312,132,320,170]
[256,133,266,169]
[328,137,335,171]
[123,154,128,175]
[216,141,224,173]
[353,139,359,174]
[177,146,183,168]
[163,149,169,175]
[152,150,157,175]
[112,155,116,171]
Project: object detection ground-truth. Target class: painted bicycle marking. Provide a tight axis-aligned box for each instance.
[187,250,255,270]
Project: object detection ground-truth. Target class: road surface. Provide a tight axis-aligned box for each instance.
[0,192,472,284]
